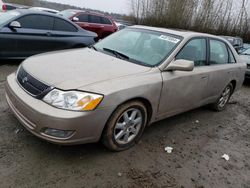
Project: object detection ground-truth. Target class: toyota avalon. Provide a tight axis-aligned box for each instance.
[5,26,246,151]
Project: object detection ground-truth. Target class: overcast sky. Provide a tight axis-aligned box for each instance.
[44,0,130,14]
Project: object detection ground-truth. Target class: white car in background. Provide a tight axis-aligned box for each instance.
[0,0,6,12]
[29,7,59,14]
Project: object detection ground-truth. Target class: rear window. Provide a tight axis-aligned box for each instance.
[54,18,77,32]
[101,17,112,25]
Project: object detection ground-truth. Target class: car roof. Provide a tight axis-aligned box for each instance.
[131,25,226,40]
[30,7,59,12]
[63,9,107,17]
[14,9,67,19]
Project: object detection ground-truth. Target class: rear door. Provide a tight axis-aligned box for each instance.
[203,39,240,100]
[74,13,92,31]
[158,38,209,118]
[14,14,55,57]
[50,17,80,49]
[88,14,105,37]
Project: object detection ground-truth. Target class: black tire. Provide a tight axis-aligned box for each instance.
[102,101,147,151]
[211,83,234,111]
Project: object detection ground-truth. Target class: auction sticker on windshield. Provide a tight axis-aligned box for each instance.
[159,35,180,43]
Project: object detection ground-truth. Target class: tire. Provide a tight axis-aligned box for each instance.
[102,101,147,151]
[211,83,234,111]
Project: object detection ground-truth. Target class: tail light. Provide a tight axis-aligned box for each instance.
[2,4,6,11]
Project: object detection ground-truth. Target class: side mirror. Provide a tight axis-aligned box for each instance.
[72,17,79,22]
[165,59,194,71]
[9,21,21,29]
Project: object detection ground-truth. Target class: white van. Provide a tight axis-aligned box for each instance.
[0,0,6,12]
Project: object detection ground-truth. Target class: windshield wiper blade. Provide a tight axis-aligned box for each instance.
[102,48,129,60]
[89,46,98,51]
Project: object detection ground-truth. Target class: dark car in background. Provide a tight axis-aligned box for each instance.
[221,36,243,53]
[58,9,117,40]
[0,10,97,59]
[4,3,29,10]
[239,48,250,78]
[239,43,250,54]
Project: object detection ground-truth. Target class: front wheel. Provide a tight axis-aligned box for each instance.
[211,83,233,111]
[102,101,147,151]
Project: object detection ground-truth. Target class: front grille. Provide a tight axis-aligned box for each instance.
[17,66,52,98]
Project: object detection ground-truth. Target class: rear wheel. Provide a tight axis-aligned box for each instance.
[211,83,233,111]
[102,101,147,151]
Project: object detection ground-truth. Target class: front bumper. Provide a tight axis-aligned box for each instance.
[5,73,114,145]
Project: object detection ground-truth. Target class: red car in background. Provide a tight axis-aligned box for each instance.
[58,9,118,40]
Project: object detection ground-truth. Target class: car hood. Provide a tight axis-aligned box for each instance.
[239,55,250,64]
[22,48,152,90]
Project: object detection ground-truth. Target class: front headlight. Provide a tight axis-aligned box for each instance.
[43,89,103,111]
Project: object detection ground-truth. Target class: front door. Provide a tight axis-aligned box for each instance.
[15,14,55,57]
[158,38,209,119]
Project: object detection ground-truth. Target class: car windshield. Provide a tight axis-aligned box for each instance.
[57,10,76,18]
[0,10,20,26]
[94,28,182,67]
[242,48,250,55]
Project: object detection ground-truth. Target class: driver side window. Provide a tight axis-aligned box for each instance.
[176,38,207,66]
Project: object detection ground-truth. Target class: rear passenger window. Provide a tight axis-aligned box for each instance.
[101,17,112,25]
[210,40,229,64]
[89,15,101,24]
[176,38,207,66]
[54,18,77,32]
[228,48,236,63]
[17,15,54,30]
[77,14,88,22]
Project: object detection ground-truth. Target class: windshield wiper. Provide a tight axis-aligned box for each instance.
[102,48,129,60]
[89,46,98,51]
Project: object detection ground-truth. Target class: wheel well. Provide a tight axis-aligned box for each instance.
[230,80,236,92]
[113,98,153,125]
[100,97,153,141]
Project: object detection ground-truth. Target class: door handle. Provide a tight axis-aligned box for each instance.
[201,76,208,79]
[46,32,52,36]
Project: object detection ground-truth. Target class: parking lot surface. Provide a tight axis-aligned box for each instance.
[0,64,250,188]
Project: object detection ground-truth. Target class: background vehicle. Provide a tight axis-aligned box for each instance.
[0,10,97,59]
[5,26,246,151]
[58,9,117,40]
[115,22,127,30]
[221,36,243,53]
[239,48,250,78]
[0,0,6,12]
[29,7,59,14]
[4,3,29,10]
[239,43,250,54]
